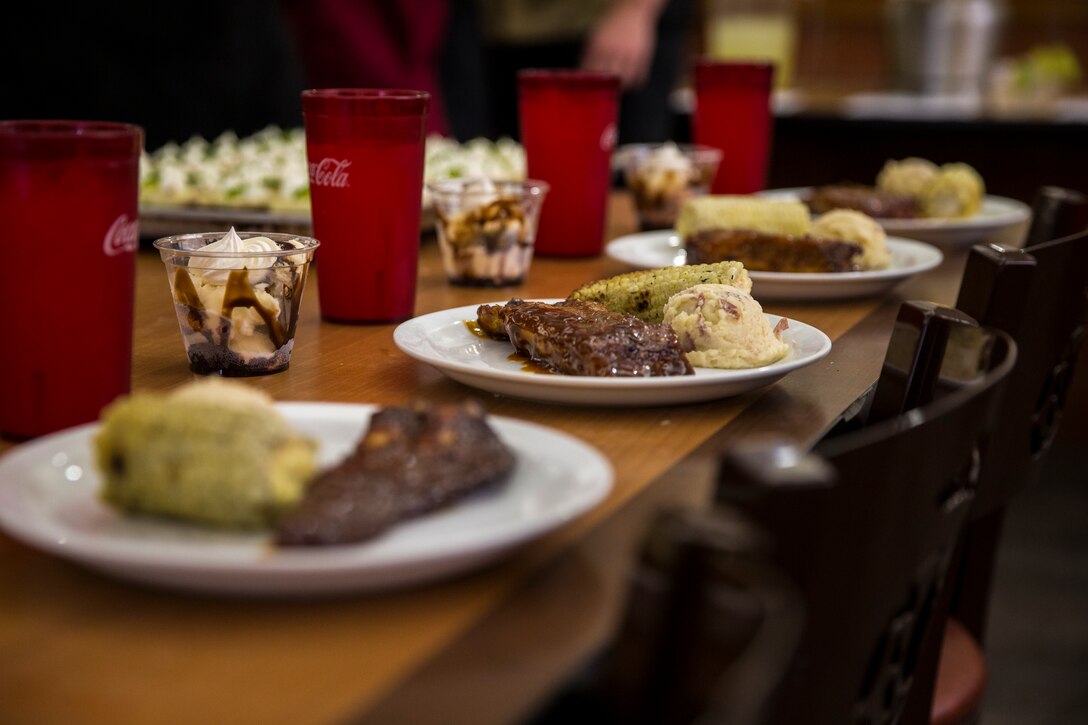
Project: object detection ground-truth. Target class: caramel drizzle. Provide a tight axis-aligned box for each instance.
[173,267,206,332]
[173,267,287,349]
[222,269,288,349]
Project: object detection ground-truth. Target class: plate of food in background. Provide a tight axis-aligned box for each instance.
[0,382,612,596]
[393,263,832,406]
[606,196,944,301]
[759,157,1031,246]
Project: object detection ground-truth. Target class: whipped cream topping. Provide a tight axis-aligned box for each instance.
[188,227,281,284]
[457,178,500,210]
[642,142,694,175]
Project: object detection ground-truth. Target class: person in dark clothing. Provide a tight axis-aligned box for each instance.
[470,0,694,143]
[283,0,454,137]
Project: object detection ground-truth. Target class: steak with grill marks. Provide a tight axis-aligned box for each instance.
[275,401,515,546]
[805,183,921,218]
[477,298,694,376]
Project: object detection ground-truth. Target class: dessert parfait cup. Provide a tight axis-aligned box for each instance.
[614,143,723,231]
[427,178,549,286]
[153,231,319,376]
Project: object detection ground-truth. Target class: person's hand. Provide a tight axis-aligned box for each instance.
[580,0,665,89]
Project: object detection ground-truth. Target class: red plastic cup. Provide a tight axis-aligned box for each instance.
[692,61,775,195]
[518,70,620,257]
[302,89,429,323]
[0,120,142,439]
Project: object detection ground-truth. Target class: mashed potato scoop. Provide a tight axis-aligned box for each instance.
[664,284,789,369]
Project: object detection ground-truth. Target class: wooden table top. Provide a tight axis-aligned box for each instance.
[0,194,1013,725]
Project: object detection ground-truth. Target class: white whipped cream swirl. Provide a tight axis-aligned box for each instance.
[643,142,694,175]
[188,227,281,284]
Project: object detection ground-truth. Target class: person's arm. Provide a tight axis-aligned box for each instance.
[580,0,669,89]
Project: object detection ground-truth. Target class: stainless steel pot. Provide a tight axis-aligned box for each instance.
[885,0,1008,95]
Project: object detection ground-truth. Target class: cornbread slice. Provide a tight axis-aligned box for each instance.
[676,195,812,240]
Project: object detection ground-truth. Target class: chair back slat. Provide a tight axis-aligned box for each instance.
[1022,185,1088,247]
[957,231,1088,510]
[865,301,982,426]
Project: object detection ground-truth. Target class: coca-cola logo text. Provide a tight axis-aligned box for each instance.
[103,214,139,256]
[309,158,352,188]
[599,122,617,152]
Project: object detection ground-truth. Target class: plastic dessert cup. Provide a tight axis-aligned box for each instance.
[693,61,775,195]
[302,88,429,323]
[153,232,319,376]
[518,70,619,257]
[615,143,723,231]
[0,120,143,439]
[427,178,549,286]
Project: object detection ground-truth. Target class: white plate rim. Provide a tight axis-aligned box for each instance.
[605,229,943,284]
[392,301,832,404]
[0,402,613,594]
[759,187,1030,231]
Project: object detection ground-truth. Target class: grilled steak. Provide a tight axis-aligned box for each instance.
[275,401,515,546]
[685,228,862,273]
[477,298,694,377]
[805,183,921,218]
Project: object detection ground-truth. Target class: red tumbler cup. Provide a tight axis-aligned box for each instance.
[0,120,142,439]
[693,61,775,195]
[302,89,429,323]
[518,70,620,257]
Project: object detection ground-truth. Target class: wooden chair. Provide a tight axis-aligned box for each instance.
[713,315,1015,725]
[525,305,1017,725]
[842,188,1088,724]
[947,194,1088,644]
[912,196,1088,724]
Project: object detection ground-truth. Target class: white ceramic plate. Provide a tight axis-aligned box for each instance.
[759,188,1031,246]
[393,302,832,406]
[605,231,943,301]
[0,403,613,596]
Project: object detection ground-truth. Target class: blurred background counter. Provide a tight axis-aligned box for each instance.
[677,0,1088,201]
